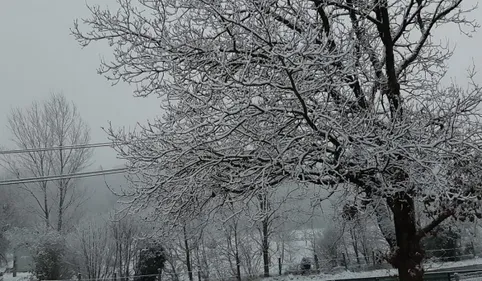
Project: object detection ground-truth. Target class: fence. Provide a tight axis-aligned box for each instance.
[35,265,482,281]
[36,269,482,281]
[278,250,482,275]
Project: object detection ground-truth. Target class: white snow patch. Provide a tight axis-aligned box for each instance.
[2,273,31,281]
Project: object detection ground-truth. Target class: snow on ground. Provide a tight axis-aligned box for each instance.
[2,273,31,281]
[261,258,482,281]
[0,256,480,281]
[319,269,397,280]
[265,270,397,281]
[425,257,482,272]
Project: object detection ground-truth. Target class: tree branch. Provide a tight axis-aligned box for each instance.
[396,1,463,77]
[417,209,455,239]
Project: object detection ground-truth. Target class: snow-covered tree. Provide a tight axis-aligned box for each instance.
[73,1,482,281]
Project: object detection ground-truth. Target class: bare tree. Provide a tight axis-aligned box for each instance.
[176,219,210,281]
[46,94,92,232]
[0,184,21,265]
[73,1,482,281]
[252,187,300,277]
[111,214,141,279]
[256,193,271,278]
[71,217,116,280]
[3,101,54,229]
[181,224,194,281]
[315,223,345,269]
[218,205,243,281]
[161,243,182,281]
[207,201,258,281]
[2,93,92,232]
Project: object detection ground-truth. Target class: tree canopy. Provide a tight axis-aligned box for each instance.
[73,1,482,280]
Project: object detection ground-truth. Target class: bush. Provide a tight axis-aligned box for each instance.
[31,231,72,280]
[300,257,311,274]
[0,232,8,266]
[135,240,166,281]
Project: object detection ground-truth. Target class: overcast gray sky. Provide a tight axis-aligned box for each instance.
[0,0,161,168]
[0,1,481,169]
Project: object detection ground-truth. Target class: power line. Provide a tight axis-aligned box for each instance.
[0,167,128,186]
[0,141,116,155]
[0,138,154,155]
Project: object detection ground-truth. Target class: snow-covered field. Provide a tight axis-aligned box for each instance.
[262,258,482,281]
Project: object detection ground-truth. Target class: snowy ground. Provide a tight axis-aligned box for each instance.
[262,258,482,281]
[0,258,481,281]
[424,257,482,272]
[2,273,31,281]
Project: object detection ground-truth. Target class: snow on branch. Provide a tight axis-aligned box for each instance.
[73,0,482,241]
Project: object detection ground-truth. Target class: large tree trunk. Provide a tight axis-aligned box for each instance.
[388,192,424,281]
